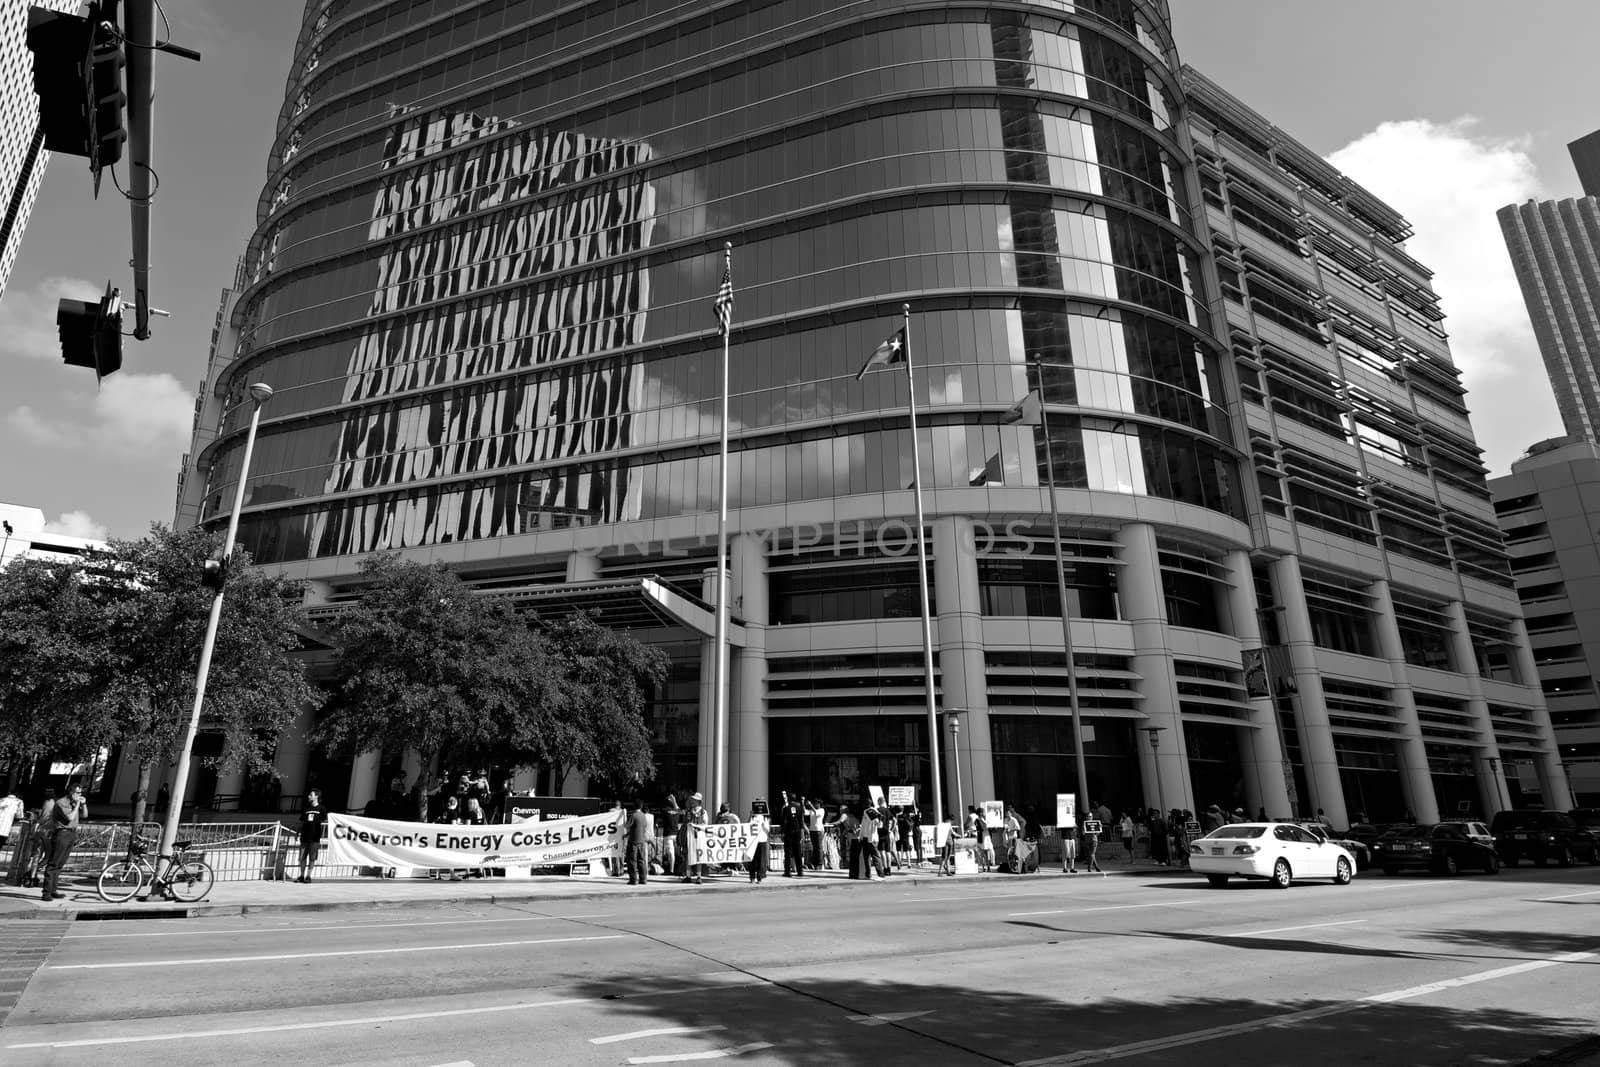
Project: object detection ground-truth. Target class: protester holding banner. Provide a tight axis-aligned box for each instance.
[682,793,709,884]
[747,798,771,883]
[1082,814,1104,873]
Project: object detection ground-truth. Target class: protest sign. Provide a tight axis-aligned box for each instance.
[687,821,760,866]
[1082,819,1103,835]
[1056,793,1076,828]
[981,800,1004,826]
[327,810,621,870]
[887,785,915,807]
[867,784,886,807]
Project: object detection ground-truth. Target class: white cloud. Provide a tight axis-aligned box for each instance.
[0,276,106,361]
[2,372,194,458]
[1326,118,1560,472]
[91,372,195,450]
[44,510,108,540]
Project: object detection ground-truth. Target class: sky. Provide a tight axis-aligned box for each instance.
[0,1,1595,542]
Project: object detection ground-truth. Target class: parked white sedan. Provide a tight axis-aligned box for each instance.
[1189,822,1356,888]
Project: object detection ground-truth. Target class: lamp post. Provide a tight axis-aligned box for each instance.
[156,382,273,888]
[1,519,12,567]
[949,713,964,821]
[1142,726,1166,818]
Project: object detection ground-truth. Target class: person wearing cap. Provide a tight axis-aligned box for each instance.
[747,797,771,883]
[1201,804,1224,835]
[1232,807,1247,825]
[682,792,709,883]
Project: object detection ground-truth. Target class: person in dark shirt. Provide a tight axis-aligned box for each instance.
[298,788,327,883]
[623,800,651,884]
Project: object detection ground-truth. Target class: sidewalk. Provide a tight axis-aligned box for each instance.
[0,858,1185,920]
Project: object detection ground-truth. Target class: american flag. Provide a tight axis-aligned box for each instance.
[713,246,733,334]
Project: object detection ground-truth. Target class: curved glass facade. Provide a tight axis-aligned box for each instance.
[206,0,1236,562]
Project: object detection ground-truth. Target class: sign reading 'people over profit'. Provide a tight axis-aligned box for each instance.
[326,811,622,869]
[686,822,760,866]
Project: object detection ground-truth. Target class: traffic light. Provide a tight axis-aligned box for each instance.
[199,557,228,591]
[56,282,123,379]
[27,6,95,158]
[26,4,126,194]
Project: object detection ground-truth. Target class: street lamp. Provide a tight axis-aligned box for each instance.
[948,713,964,820]
[1142,726,1166,818]
[155,382,273,892]
[1,519,13,567]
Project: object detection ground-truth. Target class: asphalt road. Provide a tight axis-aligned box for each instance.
[3,862,1598,1066]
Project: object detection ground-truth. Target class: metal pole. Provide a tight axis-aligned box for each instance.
[712,243,732,814]
[1032,356,1091,821]
[124,0,154,339]
[950,716,964,819]
[904,304,945,824]
[157,384,272,881]
[1145,728,1165,817]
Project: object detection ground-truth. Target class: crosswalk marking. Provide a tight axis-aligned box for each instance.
[593,1026,727,1045]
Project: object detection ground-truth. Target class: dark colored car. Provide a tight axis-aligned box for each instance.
[1301,823,1372,870]
[1491,809,1599,867]
[1572,809,1600,833]
[1378,823,1500,876]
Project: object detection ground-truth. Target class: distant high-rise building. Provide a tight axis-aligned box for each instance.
[1568,128,1600,198]
[0,0,74,300]
[167,0,1565,822]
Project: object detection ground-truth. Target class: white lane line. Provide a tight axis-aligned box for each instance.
[593,1026,727,1045]
[1018,946,1598,1065]
[47,934,625,970]
[1533,888,1600,902]
[5,978,763,1050]
[916,892,1061,903]
[430,1062,475,1066]
[65,913,614,940]
[1234,920,1366,937]
[1010,899,1206,917]
[627,1043,773,1064]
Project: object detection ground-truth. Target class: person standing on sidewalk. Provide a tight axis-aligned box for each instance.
[1119,811,1135,862]
[40,784,87,901]
[682,792,709,884]
[659,795,682,878]
[623,800,651,885]
[1083,815,1104,873]
[1060,822,1079,874]
[779,792,805,877]
[298,788,327,883]
[804,798,825,870]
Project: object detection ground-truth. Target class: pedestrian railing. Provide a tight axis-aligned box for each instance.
[1,820,361,885]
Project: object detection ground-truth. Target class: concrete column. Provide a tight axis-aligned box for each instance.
[1370,580,1439,824]
[273,703,317,813]
[934,515,994,810]
[1445,600,1509,819]
[346,749,381,814]
[1271,555,1350,827]
[1508,617,1577,810]
[566,549,600,582]
[1225,549,1292,820]
[1116,523,1191,814]
[731,532,768,810]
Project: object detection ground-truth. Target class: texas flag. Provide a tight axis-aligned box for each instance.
[856,327,908,380]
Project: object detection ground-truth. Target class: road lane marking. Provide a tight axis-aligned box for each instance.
[1533,889,1600,902]
[593,1027,727,1045]
[848,1011,932,1026]
[64,913,615,939]
[5,978,764,1049]
[1010,899,1206,917]
[1017,946,1598,1064]
[47,933,626,969]
[1234,920,1366,936]
[627,1042,773,1063]
[917,891,1060,903]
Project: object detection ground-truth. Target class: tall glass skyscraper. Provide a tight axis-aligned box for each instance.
[0,0,76,300]
[176,0,1567,823]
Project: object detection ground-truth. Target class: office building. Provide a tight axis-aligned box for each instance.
[0,0,75,300]
[1489,438,1600,806]
[0,501,107,568]
[1567,128,1600,199]
[171,0,1567,823]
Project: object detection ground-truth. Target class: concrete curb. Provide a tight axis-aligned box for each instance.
[2,864,1188,921]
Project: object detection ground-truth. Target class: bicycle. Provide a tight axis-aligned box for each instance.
[96,838,215,903]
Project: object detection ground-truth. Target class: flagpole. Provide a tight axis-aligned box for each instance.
[903,303,946,824]
[713,242,732,815]
[1031,355,1091,822]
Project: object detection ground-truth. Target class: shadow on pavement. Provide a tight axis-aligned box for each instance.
[564,975,1596,1066]
[1416,928,1600,961]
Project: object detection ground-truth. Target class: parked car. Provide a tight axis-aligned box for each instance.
[1300,823,1372,870]
[1377,823,1500,876]
[1490,809,1600,867]
[1571,808,1600,833]
[1189,822,1355,888]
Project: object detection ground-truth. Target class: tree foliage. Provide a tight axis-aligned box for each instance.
[317,555,670,811]
[0,524,319,801]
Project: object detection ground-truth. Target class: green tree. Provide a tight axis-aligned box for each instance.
[315,554,552,820]
[94,525,321,824]
[524,613,669,796]
[0,557,116,781]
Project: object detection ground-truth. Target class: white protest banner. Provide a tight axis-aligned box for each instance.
[867,784,886,807]
[687,822,759,866]
[1056,793,1076,828]
[981,799,1004,826]
[327,810,621,870]
[887,785,915,807]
